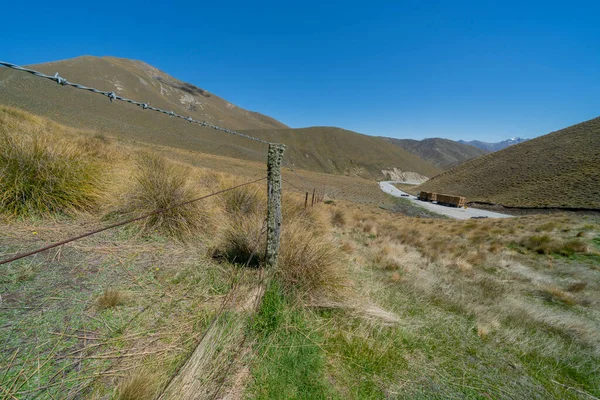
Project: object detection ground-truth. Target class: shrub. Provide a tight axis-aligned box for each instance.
[0,130,103,217]
[277,220,346,298]
[122,152,209,239]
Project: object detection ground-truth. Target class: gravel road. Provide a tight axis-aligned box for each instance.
[379,181,513,220]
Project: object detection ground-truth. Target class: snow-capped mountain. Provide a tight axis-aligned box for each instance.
[457,137,528,152]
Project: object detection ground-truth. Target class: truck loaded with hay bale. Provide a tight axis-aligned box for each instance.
[419,191,466,208]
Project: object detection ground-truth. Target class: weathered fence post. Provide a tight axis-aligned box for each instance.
[311,188,315,207]
[266,144,285,268]
[304,192,309,209]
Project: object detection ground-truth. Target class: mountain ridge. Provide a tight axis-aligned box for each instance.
[382,137,488,169]
[0,56,441,180]
[458,137,528,152]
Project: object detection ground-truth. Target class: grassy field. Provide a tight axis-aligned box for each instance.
[1,107,600,399]
[416,116,600,209]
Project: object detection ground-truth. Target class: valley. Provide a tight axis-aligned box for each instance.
[1,54,599,400]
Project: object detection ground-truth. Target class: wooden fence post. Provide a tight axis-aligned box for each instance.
[266,143,285,268]
[304,192,309,209]
[311,188,315,207]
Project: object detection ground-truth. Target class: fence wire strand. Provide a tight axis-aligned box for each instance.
[0,177,267,266]
[0,61,271,145]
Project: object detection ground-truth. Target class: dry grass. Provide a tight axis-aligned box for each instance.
[220,179,265,216]
[416,116,600,209]
[0,107,105,217]
[96,289,124,310]
[121,151,211,240]
[331,209,346,227]
[278,219,347,299]
[116,370,158,400]
[213,214,265,267]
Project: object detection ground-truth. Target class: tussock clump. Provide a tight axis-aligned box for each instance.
[117,370,158,400]
[122,152,209,239]
[0,130,103,217]
[331,209,346,227]
[278,220,346,298]
[520,234,590,256]
[221,180,264,216]
[214,214,265,267]
[96,289,124,310]
[521,234,554,254]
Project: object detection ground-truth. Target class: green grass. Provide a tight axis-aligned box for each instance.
[248,282,337,399]
[0,228,234,399]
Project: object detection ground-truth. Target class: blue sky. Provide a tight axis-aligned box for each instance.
[1,0,599,141]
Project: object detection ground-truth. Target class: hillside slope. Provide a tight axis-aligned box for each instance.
[0,56,441,179]
[243,127,441,178]
[384,137,488,169]
[2,56,287,130]
[416,117,600,209]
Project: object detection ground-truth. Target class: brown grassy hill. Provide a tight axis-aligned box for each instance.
[415,117,600,209]
[242,127,441,178]
[10,56,287,130]
[383,137,488,169]
[0,56,441,179]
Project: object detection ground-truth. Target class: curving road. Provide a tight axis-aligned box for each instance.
[379,181,513,220]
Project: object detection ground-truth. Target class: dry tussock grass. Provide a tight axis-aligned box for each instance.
[347,210,600,353]
[219,177,265,216]
[278,218,347,299]
[0,107,107,217]
[121,151,212,240]
[214,213,265,267]
[96,289,124,310]
[117,370,158,400]
[331,209,346,227]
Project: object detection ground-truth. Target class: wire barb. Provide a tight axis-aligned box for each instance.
[53,72,67,85]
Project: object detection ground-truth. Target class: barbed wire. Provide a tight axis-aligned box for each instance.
[0,61,271,145]
[0,177,267,266]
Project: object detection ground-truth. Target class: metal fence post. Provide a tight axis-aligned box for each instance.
[266,144,285,268]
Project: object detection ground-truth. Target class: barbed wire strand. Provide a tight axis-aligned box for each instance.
[0,177,266,266]
[0,61,271,145]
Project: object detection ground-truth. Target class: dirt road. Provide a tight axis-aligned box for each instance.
[379,181,513,220]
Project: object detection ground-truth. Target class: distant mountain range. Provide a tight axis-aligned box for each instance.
[382,137,488,170]
[458,137,528,152]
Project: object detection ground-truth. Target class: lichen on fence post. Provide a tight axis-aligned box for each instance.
[266,143,285,268]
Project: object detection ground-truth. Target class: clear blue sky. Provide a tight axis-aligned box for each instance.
[1,0,599,141]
